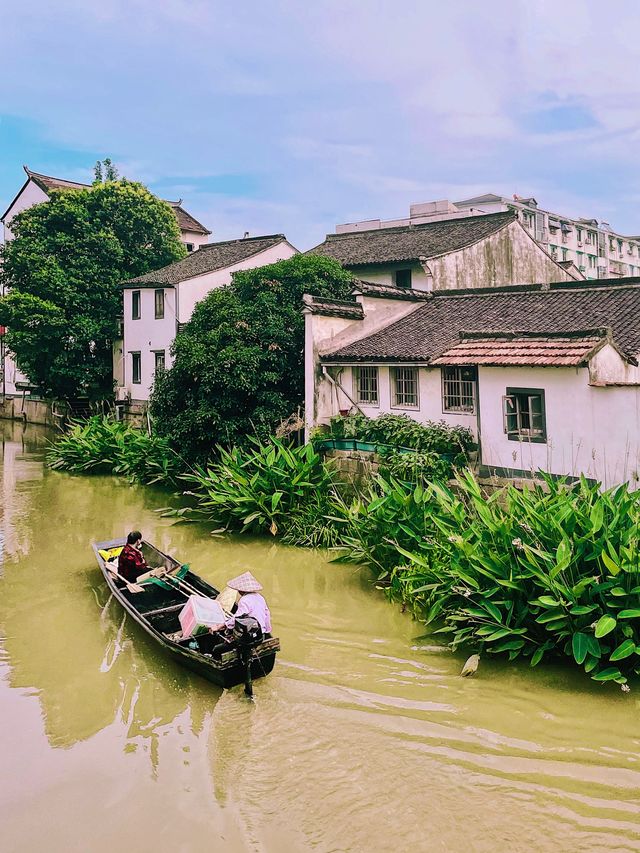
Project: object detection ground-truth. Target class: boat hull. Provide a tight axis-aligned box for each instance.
[92,537,279,690]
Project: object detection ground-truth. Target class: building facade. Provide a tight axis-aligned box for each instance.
[310,210,580,293]
[0,166,211,399]
[336,194,640,282]
[305,277,640,487]
[119,234,298,404]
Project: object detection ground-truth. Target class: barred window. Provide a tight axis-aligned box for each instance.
[354,366,379,405]
[442,366,476,413]
[391,367,419,408]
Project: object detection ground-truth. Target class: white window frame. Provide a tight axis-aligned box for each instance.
[354,366,379,406]
[391,366,419,409]
[441,366,476,414]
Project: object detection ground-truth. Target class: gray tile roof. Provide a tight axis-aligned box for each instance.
[122,234,289,287]
[323,278,640,363]
[167,202,210,235]
[309,210,516,267]
[4,167,211,236]
[302,294,364,319]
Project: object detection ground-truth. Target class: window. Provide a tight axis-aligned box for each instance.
[354,366,379,405]
[131,352,141,384]
[588,254,597,269]
[503,388,546,443]
[442,366,476,413]
[391,366,419,408]
[154,350,166,372]
[154,288,164,319]
[549,244,558,259]
[132,290,141,320]
[394,269,412,288]
[185,242,194,252]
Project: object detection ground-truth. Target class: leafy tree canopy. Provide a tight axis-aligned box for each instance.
[150,253,354,461]
[0,178,185,398]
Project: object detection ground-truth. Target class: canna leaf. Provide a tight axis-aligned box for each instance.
[572,632,589,665]
[594,615,617,637]
[609,639,637,661]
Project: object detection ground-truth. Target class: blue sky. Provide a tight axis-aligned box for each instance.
[1,0,640,249]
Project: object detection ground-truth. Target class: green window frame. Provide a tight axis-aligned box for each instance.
[503,388,546,443]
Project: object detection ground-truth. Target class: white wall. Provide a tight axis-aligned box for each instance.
[177,240,297,322]
[122,287,177,401]
[2,180,49,242]
[347,263,433,290]
[477,365,640,487]
[181,230,209,251]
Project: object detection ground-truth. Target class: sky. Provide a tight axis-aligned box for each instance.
[1,0,640,250]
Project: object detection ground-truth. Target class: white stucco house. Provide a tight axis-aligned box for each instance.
[309,209,582,292]
[304,276,640,487]
[118,233,298,405]
[0,166,211,399]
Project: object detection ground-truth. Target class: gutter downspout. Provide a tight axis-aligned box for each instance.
[322,365,365,416]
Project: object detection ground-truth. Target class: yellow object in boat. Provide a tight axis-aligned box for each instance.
[98,546,123,561]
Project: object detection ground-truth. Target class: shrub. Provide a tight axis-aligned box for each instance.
[335,469,640,684]
[47,416,182,486]
[325,413,474,455]
[176,438,335,536]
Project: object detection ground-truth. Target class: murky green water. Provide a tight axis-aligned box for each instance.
[1,421,640,852]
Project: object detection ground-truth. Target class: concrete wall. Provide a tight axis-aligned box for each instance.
[0,396,58,427]
[427,220,575,290]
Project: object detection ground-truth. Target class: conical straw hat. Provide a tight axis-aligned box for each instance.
[227,571,263,593]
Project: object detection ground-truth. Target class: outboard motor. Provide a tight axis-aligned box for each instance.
[233,616,263,697]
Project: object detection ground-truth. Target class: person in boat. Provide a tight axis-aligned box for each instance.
[225,572,272,637]
[118,531,149,582]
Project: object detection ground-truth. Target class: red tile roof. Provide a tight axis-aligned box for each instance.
[430,330,610,367]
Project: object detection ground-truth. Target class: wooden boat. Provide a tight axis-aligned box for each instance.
[92,537,279,691]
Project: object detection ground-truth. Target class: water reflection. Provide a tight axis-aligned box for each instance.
[2,421,640,852]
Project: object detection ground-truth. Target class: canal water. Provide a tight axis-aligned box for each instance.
[1,421,640,852]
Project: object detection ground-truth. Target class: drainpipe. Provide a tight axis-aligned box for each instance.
[321,365,365,416]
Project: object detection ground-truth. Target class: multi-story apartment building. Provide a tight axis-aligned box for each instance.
[455,194,640,280]
[336,195,640,281]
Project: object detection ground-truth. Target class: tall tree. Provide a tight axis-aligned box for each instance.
[0,179,185,398]
[150,254,354,461]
